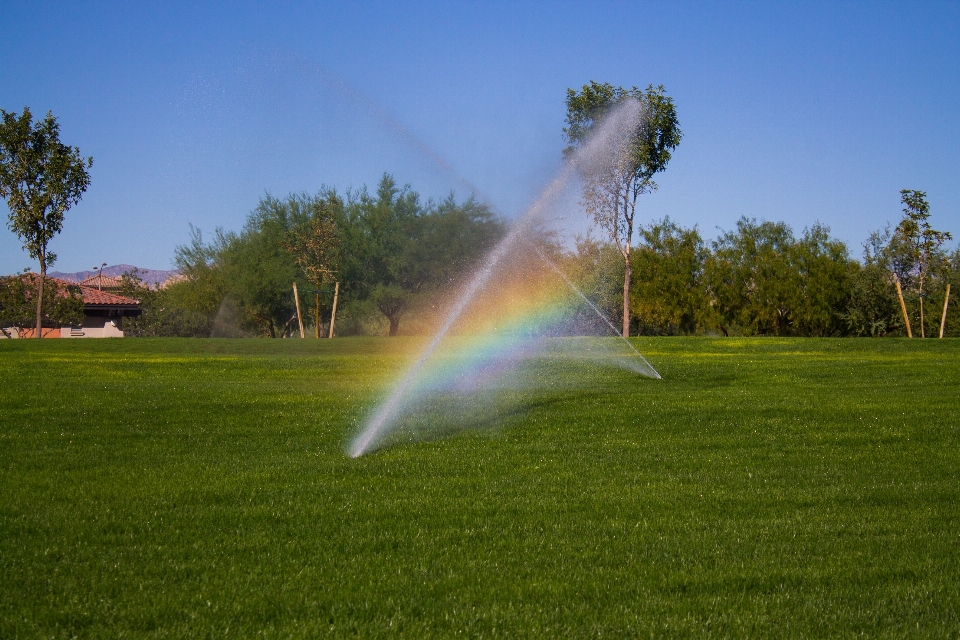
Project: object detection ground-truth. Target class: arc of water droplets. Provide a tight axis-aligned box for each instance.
[349,99,658,457]
[529,242,661,379]
[349,171,570,457]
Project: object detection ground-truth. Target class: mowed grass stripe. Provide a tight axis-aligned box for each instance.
[1,337,958,637]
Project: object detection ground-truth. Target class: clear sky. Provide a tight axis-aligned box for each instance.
[1,1,958,274]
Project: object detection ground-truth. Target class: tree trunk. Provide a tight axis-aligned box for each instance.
[919,296,925,338]
[388,316,400,337]
[315,292,320,339]
[622,251,631,338]
[35,261,45,339]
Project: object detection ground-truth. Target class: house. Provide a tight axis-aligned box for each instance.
[65,285,141,337]
[1,275,141,338]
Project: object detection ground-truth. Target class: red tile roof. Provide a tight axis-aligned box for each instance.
[12,274,139,306]
[78,274,124,289]
[78,286,139,306]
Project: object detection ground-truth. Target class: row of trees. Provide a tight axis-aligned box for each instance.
[120,182,955,339]
[559,82,954,338]
[2,102,954,339]
[123,174,505,338]
[568,199,955,338]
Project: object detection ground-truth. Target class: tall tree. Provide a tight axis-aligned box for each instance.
[564,82,681,337]
[345,175,422,336]
[0,107,92,337]
[892,190,952,337]
[342,176,505,336]
[790,223,851,336]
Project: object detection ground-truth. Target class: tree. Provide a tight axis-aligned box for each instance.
[0,108,92,338]
[705,218,798,335]
[336,175,506,337]
[117,269,211,338]
[564,235,625,333]
[172,195,310,337]
[704,218,852,336]
[0,272,83,337]
[631,218,712,334]
[283,191,343,337]
[838,228,901,336]
[171,225,229,319]
[344,175,422,336]
[564,82,681,337]
[892,190,952,337]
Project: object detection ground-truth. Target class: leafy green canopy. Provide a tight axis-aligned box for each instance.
[0,273,83,336]
[0,107,92,336]
[563,82,682,337]
[705,218,850,337]
[564,82,682,184]
[168,175,505,337]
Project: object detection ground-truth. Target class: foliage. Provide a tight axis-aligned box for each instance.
[631,218,713,335]
[563,82,682,337]
[788,224,851,336]
[170,177,505,337]
[839,229,903,336]
[0,272,83,336]
[341,175,424,336]
[563,235,624,333]
[117,270,211,338]
[891,190,952,337]
[173,196,311,338]
[282,191,343,337]
[340,174,505,336]
[705,219,799,335]
[704,218,850,336]
[0,107,92,336]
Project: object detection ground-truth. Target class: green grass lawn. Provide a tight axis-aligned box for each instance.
[1,337,958,637]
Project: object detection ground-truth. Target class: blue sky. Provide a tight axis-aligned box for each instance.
[1,1,958,274]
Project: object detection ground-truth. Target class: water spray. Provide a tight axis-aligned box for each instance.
[349,99,659,457]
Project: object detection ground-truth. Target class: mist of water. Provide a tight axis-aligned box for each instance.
[210,298,248,338]
[349,99,659,458]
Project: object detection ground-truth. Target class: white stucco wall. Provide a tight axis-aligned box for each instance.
[61,316,125,338]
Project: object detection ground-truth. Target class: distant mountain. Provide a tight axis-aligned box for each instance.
[48,264,179,287]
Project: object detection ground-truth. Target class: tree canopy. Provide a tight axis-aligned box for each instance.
[892,190,952,337]
[0,107,92,337]
[164,175,505,338]
[563,82,681,337]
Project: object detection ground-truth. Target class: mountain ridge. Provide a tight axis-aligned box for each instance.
[48,265,179,287]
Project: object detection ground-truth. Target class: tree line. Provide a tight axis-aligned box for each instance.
[614,196,956,337]
[112,181,956,339]
[2,102,956,339]
[120,174,506,338]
